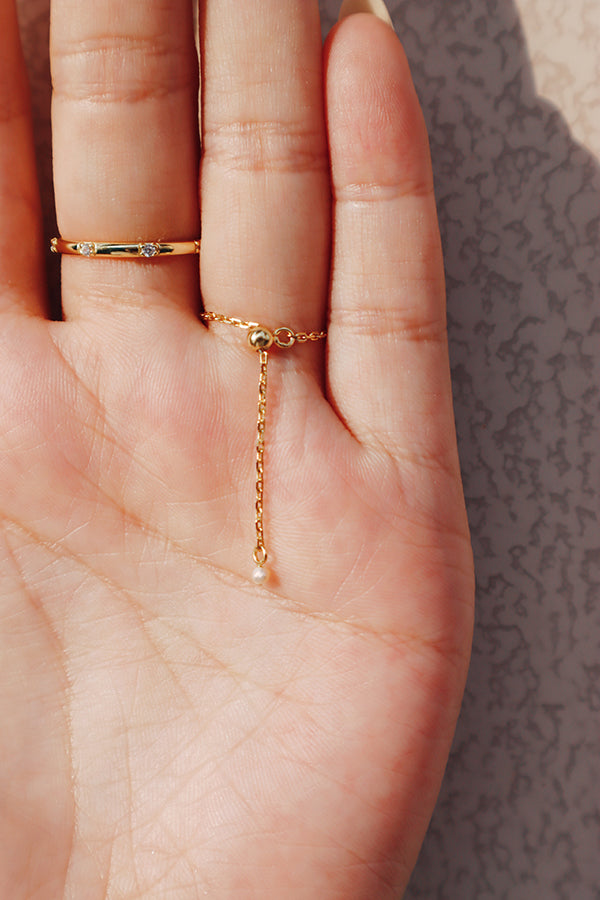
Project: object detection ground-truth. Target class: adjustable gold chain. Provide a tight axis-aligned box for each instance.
[200,311,326,584]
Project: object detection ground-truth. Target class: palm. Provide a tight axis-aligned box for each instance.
[1,2,473,898]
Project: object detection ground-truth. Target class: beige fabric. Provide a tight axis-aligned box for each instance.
[519,0,600,155]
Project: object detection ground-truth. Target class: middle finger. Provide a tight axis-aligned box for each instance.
[199,0,330,336]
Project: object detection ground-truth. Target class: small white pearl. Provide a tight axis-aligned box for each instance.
[252,566,269,585]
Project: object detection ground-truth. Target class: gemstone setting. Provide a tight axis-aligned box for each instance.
[139,243,160,258]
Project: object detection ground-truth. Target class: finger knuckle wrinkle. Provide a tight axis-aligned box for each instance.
[397,318,447,345]
[52,36,196,103]
[333,308,446,344]
[203,119,328,175]
[336,175,434,204]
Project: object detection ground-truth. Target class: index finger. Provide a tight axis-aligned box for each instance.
[50,0,201,322]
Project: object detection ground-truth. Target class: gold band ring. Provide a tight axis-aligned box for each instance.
[50,238,201,259]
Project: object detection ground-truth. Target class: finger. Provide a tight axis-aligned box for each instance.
[199,0,329,340]
[0,0,46,315]
[326,16,457,467]
[51,0,201,322]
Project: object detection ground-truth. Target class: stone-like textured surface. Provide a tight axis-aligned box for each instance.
[17,0,600,895]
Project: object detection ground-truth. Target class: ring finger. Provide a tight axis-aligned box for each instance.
[51,0,201,322]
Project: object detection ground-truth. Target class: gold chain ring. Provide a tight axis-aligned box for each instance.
[200,311,326,584]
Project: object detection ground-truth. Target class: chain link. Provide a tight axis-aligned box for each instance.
[200,310,326,574]
[253,350,269,566]
[200,310,326,344]
[200,311,259,330]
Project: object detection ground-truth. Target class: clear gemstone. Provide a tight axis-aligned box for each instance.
[78,242,95,257]
[140,243,160,258]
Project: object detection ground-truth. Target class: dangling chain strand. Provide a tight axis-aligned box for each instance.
[253,349,269,570]
[199,311,326,583]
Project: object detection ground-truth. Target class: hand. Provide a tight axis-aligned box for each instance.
[0,1,474,896]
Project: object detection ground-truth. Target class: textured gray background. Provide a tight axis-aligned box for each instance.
[17,0,600,896]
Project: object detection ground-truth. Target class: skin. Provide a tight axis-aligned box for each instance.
[0,1,474,897]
